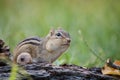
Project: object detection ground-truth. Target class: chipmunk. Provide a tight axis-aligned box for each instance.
[0,39,11,66]
[13,28,71,65]
[0,39,11,59]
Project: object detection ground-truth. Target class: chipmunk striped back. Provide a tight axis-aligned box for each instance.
[13,37,43,64]
[16,37,41,49]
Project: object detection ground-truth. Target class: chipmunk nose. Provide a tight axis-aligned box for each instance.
[67,39,71,43]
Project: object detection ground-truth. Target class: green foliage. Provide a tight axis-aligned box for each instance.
[9,64,18,80]
[0,0,120,67]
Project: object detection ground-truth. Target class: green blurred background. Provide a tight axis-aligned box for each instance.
[0,0,120,67]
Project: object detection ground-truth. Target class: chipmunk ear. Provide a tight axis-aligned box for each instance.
[49,28,55,36]
[47,28,55,38]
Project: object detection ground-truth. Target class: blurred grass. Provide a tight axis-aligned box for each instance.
[0,0,120,67]
[9,64,18,80]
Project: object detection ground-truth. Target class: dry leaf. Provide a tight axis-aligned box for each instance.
[102,59,120,76]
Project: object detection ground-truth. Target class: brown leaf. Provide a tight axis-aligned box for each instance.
[102,59,120,76]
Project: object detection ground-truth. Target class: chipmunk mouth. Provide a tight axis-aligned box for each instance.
[62,43,70,46]
[62,39,71,46]
[60,39,71,46]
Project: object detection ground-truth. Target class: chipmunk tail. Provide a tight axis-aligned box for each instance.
[17,52,32,65]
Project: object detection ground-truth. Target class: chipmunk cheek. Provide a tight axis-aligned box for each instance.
[62,39,68,44]
[46,39,62,52]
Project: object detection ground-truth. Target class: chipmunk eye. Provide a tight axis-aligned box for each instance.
[56,33,61,37]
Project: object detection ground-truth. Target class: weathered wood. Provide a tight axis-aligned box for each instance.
[0,63,119,80]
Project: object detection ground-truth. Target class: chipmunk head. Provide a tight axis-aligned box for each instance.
[46,28,71,52]
[17,52,32,65]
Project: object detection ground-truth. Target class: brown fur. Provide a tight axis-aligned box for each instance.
[13,28,71,64]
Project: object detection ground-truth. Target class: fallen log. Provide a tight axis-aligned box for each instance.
[0,62,119,80]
